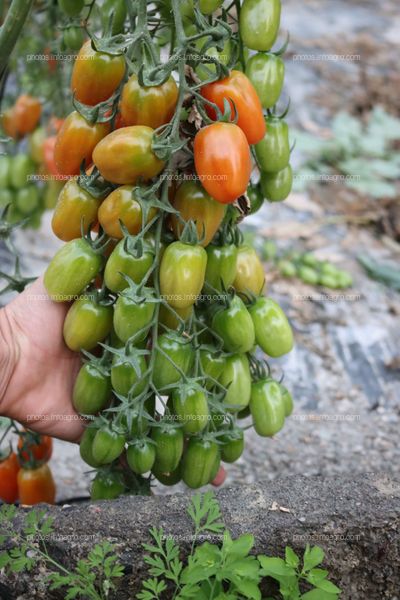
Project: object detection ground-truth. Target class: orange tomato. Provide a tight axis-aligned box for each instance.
[71,40,126,106]
[201,70,266,145]
[1,108,18,139]
[14,95,42,135]
[52,179,102,241]
[98,185,157,238]
[0,451,20,504]
[54,111,110,176]
[43,136,61,176]
[120,74,178,129]
[17,431,53,464]
[194,122,252,204]
[18,464,56,505]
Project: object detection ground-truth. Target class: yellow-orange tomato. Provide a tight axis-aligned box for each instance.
[98,185,157,238]
[1,108,18,139]
[194,122,252,204]
[120,74,178,129]
[93,125,165,185]
[54,111,110,176]
[233,245,265,295]
[71,40,126,106]
[170,180,226,247]
[201,71,265,145]
[14,95,42,135]
[52,179,102,241]
[17,463,56,505]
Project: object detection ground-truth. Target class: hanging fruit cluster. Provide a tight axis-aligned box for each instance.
[44,0,295,497]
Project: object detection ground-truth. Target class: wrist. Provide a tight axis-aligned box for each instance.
[0,307,18,416]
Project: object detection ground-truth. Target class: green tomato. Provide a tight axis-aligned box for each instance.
[91,428,126,465]
[63,295,113,351]
[319,274,339,289]
[278,259,297,278]
[250,378,286,437]
[28,127,46,164]
[199,0,223,14]
[248,297,293,357]
[113,292,155,344]
[298,265,319,285]
[0,155,11,187]
[260,165,293,202]
[73,363,111,415]
[160,241,207,309]
[195,36,232,82]
[15,185,40,215]
[111,348,148,396]
[208,449,221,482]
[247,184,264,214]
[320,262,339,276]
[336,271,353,288]
[255,117,289,173]
[101,0,127,35]
[172,381,210,435]
[204,244,238,293]
[220,428,244,463]
[153,332,194,391]
[58,0,84,17]
[63,26,85,51]
[127,440,156,475]
[79,427,103,468]
[104,239,154,293]
[246,52,285,109]
[10,154,36,189]
[44,238,103,302]
[200,347,226,390]
[0,188,14,208]
[90,471,125,500]
[220,354,251,412]
[279,383,293,417]
[212,295,255,353]
[152,462,182,486]
[152,422,184,473]
[182,437,219,489]
[301,252,319,268]
[240,0,281,51]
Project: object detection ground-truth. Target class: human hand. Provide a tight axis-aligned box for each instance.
[0,277,84,442]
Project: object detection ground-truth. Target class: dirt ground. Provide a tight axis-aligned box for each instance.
[1,0,399,501]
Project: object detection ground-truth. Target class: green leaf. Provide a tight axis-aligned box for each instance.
[314,579,341,594]
[306,568,329,585]
[285,547,300,569]
[347,177,397,198]
[303,546,325,572]
[258,556,295,579]
[224,533,254,558]
[301,589,339,600]
[233,578,262,599]
[368,158,400,179]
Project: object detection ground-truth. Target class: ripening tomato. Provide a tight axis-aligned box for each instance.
[55,111,110,176]
[113,288,155,344]
[127,440,156,475]
[158,304,193,330]
[93,126,165,185]
[233,245,265,295]
[250,378,286,437]
[248,297,293,357]
[73,363,111,415]
[63,294,113,351]
[220,354,251,412]
[194,123,252,204]
[104,238,154,292]
[201,71,266,145]
[43,136,61,176]
[71,40,125,106]
[1,108,18,139]
[44,238,103,301]
[0,451,20,503]
[91,471,125,500]
[240,0,281,52]
[18,463,56,505]
[28,127,46,164]
[98,185,157,239]
[153,332,194,391]
[121,74,178,129]
[152,422,184,473]
[52,179,101,241]
[212,295,255,353]
[160,241,207,309]
[204,244,238,292]
[182,437,219,489]
[170,181,226,247]
[172,381,210,435]
[260,164,293,202]
[17,431,53,464]
[246,52,285,109]
[255,117,290,173]
[14,95,42,135]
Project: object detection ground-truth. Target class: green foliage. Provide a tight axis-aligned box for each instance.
[358,255,400,291]
[293,107,400,199]
[138,492,341,600]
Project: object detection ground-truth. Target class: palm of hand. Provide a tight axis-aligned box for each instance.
[3,277,84,442]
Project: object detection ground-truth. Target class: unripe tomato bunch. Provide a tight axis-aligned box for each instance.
[44,0,294,497]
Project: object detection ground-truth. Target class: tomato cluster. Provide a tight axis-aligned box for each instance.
[0,429,55,505]
[40,0,295,498]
